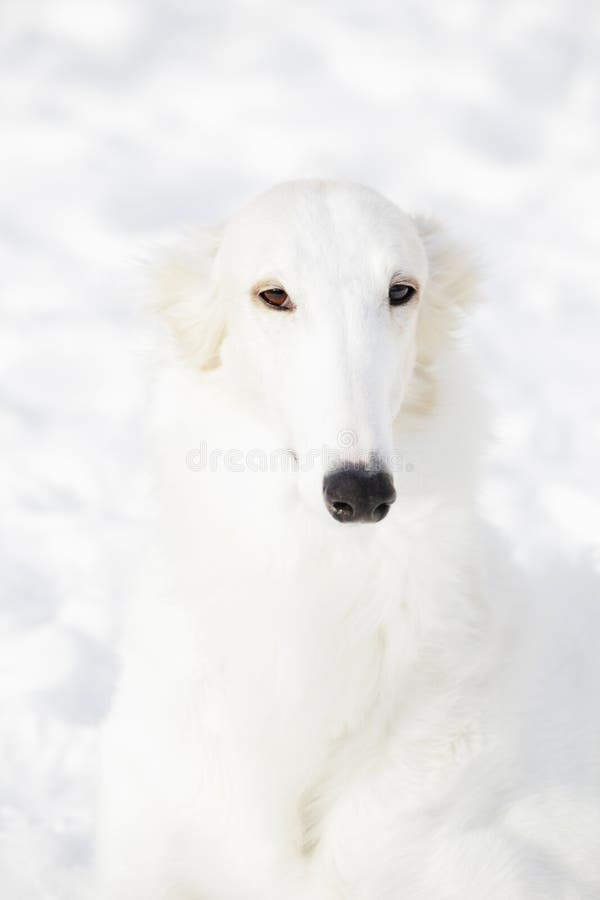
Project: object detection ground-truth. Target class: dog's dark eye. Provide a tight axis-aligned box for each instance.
[389,283,416,306]
[259,288,292,310]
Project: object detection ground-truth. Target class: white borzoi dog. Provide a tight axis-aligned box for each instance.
[96,180,600,899]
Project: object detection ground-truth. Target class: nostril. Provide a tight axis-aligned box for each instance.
[372,502,391,523]
[332,500,354,520]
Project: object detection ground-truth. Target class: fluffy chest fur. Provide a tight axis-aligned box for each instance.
[114,493,491,888]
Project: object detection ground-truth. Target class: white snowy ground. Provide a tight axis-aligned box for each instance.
[1,1,599,897]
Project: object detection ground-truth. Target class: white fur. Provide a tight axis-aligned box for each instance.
[96,180,600,900]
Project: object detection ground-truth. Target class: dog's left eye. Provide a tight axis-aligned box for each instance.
[389,283,416,306]
[259,288,293,310]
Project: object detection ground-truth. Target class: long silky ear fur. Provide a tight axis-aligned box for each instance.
[403,216,480,414]
[153,226,226,371]
[414,215,480,362]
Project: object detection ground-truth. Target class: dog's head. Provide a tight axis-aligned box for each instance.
[157,180,478,525]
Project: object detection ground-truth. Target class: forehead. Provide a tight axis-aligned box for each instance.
[218,182,428,287]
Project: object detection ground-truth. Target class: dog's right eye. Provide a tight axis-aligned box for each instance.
[258,288,293,310]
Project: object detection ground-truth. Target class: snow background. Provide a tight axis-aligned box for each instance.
[1,0,599,896]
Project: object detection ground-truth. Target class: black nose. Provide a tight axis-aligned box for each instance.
[323,465,396,524]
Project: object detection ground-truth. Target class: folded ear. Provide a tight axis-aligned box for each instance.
[412,214,480,365]
[400,215,480,416]
[153,225,226,371]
